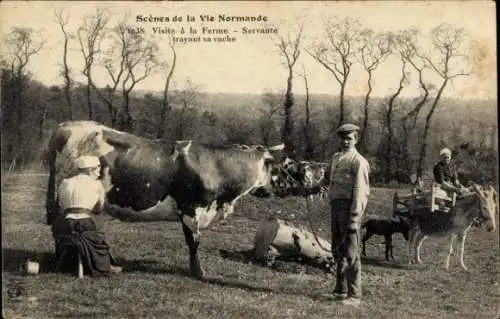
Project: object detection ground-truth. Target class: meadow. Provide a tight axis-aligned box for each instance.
[2,172,499,318]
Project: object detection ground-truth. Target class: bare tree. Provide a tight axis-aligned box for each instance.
[258,90,282,145]
[172,79,201,139]
[95,19,161,132]
[77,8,109,121]
[415,24,471,178]
[299,65,313,159]
[308,17,362,129]
[157,38,177,138]
[398,28,432,130]
[55,9,73,120]
[120,33,160,132]
[379,56,408,182]
[276,25,303,156]
[3,27,44,164]
[357,30,392,150]
[391,28,434,181]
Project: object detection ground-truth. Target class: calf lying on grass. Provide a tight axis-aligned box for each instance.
[362,215,410,261]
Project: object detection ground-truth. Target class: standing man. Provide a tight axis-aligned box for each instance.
[327,123,370,307]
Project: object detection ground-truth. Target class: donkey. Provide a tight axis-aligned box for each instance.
[407,183,497,270]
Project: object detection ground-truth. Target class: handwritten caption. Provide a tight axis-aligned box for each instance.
[130,14,278,43]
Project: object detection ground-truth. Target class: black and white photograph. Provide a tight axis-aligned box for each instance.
[1,1,498,317]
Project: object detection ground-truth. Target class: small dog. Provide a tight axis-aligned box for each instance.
[362,215,410,261]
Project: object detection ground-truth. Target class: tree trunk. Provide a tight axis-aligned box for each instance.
[338,81,346,129]
[399,66,429,181]
[382,61,405,182]
[303,70,313,159]
[283,67,295,156]
[359,70,373,152]
[157,46,176,138]
[416,79,448,178]
[121,91,134,133]
[62,36,73,120]
[86,79,93,120]
[15,75,24,166]
[39,104,48,140]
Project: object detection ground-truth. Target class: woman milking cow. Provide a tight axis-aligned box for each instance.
[50,155,122,277]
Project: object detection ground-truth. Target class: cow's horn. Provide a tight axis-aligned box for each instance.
[268,144,285,151]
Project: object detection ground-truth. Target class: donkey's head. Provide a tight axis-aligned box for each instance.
[471,183,498,232]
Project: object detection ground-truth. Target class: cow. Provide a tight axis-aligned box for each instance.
[404,183,498,270]
[271,157,329,200]
[45,120,285,279]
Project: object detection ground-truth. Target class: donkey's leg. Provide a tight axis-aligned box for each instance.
[408,222,419,264]
[415,233,428,265]
[408,229,416,264]
[458,226,471,271]
[444,233,456,270]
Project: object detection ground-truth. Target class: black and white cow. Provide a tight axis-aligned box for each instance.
[271,157,329,200]
[45,120,284,278]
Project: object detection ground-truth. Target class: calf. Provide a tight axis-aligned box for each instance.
[362,215,410,261]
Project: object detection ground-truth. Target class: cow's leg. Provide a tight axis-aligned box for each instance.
[415,233,427,265]
[361,231,373,257]
[180,217,204,279]
[46,154,59,226]
[444,233,456,270]
[458,227,470,271]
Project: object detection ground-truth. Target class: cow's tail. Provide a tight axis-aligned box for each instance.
[45,126,70,225]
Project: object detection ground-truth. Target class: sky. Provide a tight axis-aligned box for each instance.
[0,1,496,99]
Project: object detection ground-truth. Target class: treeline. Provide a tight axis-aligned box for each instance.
[1,11,497,185]
[1,75,497,185]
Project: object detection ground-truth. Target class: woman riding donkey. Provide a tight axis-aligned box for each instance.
[432,147,469,211]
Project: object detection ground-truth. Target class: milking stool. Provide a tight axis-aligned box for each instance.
[53,233,84,279]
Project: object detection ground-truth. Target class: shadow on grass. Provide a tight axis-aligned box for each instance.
[2,249,330,299]
[361,256,411,269]
[2,248,55,274]
[115,256,277,294]
[218,248,333,276]
[114,257,188,275]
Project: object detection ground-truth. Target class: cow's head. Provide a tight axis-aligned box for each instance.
[270,157,300,189]
[248,143,285,198]
[471,183,497,232]
[298,163,316,188]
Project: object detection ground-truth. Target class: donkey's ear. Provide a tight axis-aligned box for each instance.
[488,185,497,196]
[471,183,482,193]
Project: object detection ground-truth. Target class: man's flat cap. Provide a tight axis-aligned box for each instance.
[336,123,360,135]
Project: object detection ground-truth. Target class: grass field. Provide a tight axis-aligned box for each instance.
[2,172,499,318]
